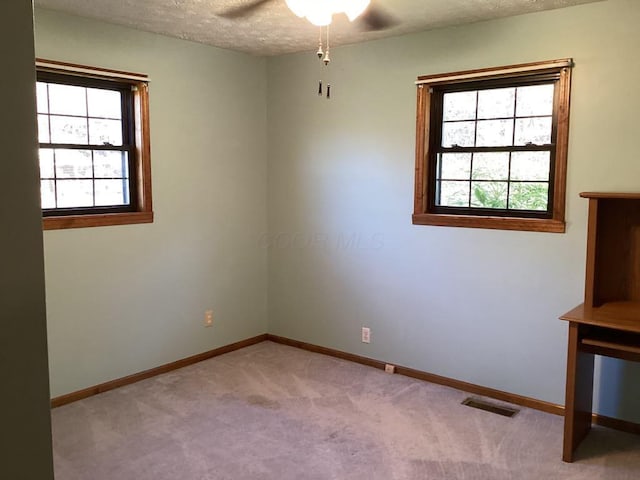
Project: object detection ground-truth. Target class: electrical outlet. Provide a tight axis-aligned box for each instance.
[361,327,371,344]
[385,364,395,374]
[204,310,213,327]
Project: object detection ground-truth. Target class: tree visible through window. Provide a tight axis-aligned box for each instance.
[36,60,153,230]
[413,60,572,233]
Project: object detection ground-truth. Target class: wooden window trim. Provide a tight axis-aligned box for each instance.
[413,59,572,233]
[37,59,153,230]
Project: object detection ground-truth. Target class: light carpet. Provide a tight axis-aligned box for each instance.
[51,341,640,479]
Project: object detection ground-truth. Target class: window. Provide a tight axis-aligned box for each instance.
[36,59,153,230]
[413,60,572,232]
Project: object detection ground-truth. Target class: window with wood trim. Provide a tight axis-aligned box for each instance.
[36,60,153,230]
[413,60,572,233]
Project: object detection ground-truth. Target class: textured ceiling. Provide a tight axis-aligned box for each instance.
[35,0,602,56]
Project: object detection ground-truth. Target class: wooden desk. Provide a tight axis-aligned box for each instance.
[560,192,640,462]
[560,302,640,462]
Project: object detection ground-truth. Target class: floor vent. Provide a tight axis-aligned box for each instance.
[461,398,519,418]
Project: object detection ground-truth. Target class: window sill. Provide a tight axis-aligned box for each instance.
[43,211,154,230]
[412,213,565,233]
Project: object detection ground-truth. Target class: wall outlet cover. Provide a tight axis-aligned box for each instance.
[361,327,371,344]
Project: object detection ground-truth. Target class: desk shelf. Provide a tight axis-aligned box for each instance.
[581,337,640,360]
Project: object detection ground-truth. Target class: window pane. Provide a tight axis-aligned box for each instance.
[87,88,122,119]
[95,180,129,206]
[89,119,123,146]
[509,182,549,211]
[471,182,508,209]
[511,151,551,181]
[477,87,515,119]
[438,153,471,180]
[442,121,476,147]
[56,180,94,208]
[39,149,55,178]
[48,84,87,116]
[38,114,50,143]
[516,84,554,117]
[41,180,56,209]
[476,119,513,147]
[55,149,92,179]
[514,117,552,145]
[50,116,88,144]
[94,151,129,178]
[438,181,470,207]
[36,82,48,113]
[472,152,509,180]
[443,91,477,121]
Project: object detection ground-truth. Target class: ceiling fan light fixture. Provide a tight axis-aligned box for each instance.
[285,0,371,27]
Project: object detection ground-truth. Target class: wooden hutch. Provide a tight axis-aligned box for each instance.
[561,192,640,462]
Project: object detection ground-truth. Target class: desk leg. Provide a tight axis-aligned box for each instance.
[563,322,595,462]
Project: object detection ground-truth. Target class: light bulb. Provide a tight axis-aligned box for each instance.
[344,0,370,21]
[306,12,332,26]
[285,0,307,18]
[305,5,333,27]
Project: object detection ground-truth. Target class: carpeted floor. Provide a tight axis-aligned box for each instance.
[51,341,640,479]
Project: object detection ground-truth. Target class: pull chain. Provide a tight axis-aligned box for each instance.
[317,27,324,96]
[324,25,331,99]
[316,27,324,59]
[323,24,331,66]
[315,26,332,100]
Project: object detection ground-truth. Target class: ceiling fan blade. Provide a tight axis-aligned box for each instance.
[358,4,398,31]
[218,0,274,19]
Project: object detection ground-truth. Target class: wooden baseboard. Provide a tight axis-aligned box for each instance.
[51,332,640,436]
[394,363,563,416]
[51,334,268,408]
[266,334,560,415]
[593,413,640,435]
[266,334,388,370]
[266,334,640,434]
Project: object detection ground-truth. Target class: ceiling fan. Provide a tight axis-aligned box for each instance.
[220,1,396,99]
[219,0,397,32]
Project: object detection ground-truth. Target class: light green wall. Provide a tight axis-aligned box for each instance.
[35,9,268,397]
[35,0,640,423]
[0,1,54,478]
[267,0,640,421]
